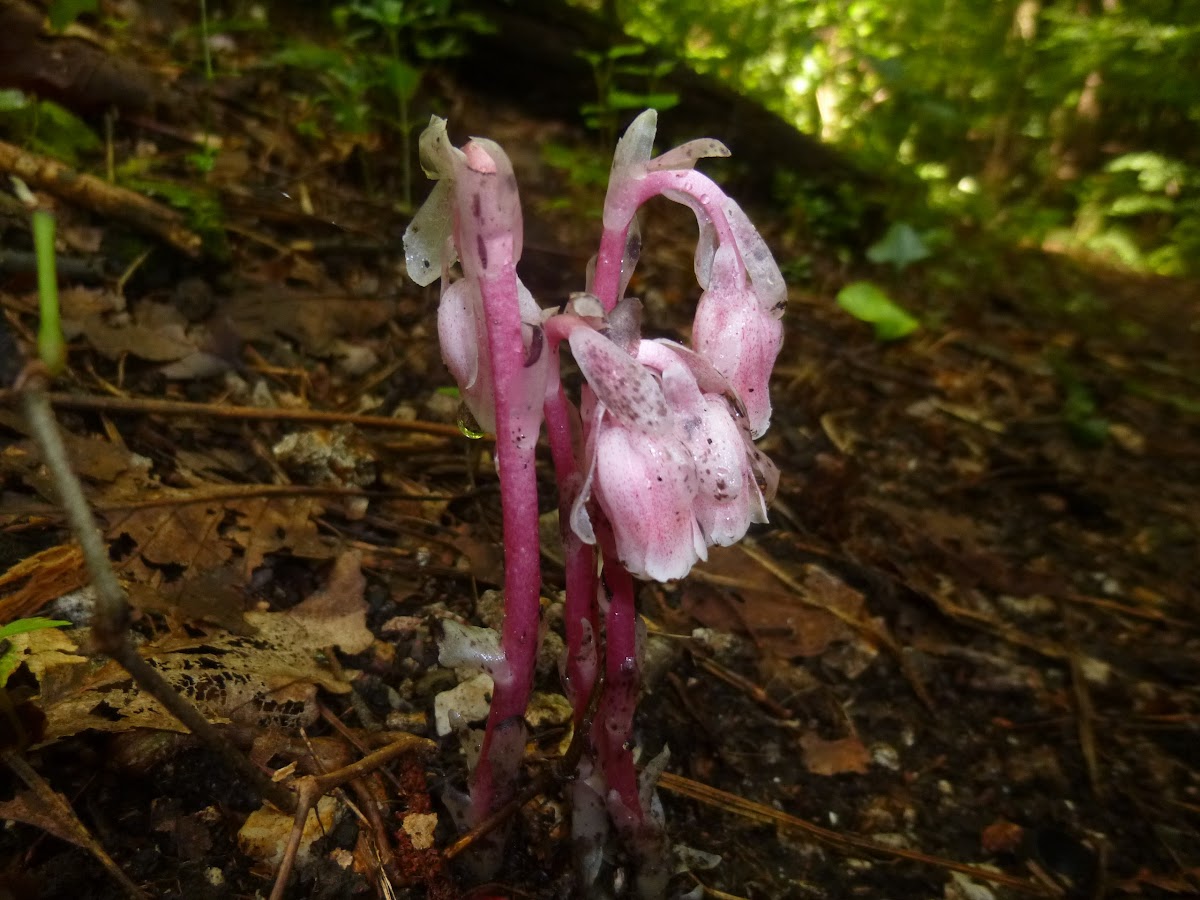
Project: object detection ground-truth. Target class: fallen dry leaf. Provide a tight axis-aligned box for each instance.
[799,732,870,776]
[245,551,374,656]
[226,290,395,356]
[0,788,89,848]
[81,312,197,362]
[238,796,341,867]
[107,499,233,581]
[981,818,1024,854]
[228,495,330,574]
[106,489,333,594]
[13,551,372,743]
[684,551,863,660]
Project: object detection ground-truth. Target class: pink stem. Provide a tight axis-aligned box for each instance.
[594,527,642,822]
[592,225,629,314]
[542,330,599,722]
[594,168,737,312]
[470,267,544,819]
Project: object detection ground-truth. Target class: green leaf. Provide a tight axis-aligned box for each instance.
[0,89,29,113]
[0,618,71,642]
[380,58,422,101]
[835,281,920,340]
[607,44,650,60]
[271,43,348,71]
[47,0,97,31]
[866,222,931,271]
[27,100,100,166]
[0,617,70,689]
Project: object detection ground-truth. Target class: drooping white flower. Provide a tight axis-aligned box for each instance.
[567,320,777,582]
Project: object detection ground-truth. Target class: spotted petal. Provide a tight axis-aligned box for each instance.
[591,419,706,582]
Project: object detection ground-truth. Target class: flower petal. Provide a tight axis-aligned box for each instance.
[645,138,730,172]
[592,421,705,582]
[660,357,757,547]
[404,180,456,287]
[603,110,657,230]
[611,109,657,175]
[692,245,783,437]
[641,338,744,417]
[418,115,464,179]
[568,393,605,546]
[722,197,787,317]
[568,328,670,434]
[438,279,495,432]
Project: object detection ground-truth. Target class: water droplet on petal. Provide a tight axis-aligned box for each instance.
[456,402,486,440]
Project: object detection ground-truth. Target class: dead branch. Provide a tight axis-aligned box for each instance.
[0,140,201,257]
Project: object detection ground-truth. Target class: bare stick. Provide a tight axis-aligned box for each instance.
[2,750,147,899]
[0,389,475,439]
[17,370,297,814]
[268,735,434,900]
[0,140,201,257]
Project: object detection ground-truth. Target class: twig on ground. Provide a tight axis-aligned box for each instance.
[0,140,201,257]
[268,733,435,900]
[0,389,478,439]
[16,366,298,814]
[737,541,935,710]
[657,770,1060,897]
[1,749,147,899]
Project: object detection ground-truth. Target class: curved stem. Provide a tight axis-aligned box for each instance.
[594,168,736,312]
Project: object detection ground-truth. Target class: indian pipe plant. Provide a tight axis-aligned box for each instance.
[404,109,784,896]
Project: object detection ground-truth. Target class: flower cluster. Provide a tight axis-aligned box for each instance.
[569,109,784,582]
[404,109,785,896]
[567,315,779,582]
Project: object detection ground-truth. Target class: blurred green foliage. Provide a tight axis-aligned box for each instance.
[836,281,920,340]
[0,91,99,167]
[577,0,1200,276]
[46,0,98,31]
[577,44,678,145]
[272,0,491,206]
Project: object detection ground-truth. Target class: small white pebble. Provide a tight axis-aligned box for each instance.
[872,743,901,771]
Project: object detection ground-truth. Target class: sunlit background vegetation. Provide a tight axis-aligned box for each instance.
[5,0,1197,280]
[582,0,1199,277]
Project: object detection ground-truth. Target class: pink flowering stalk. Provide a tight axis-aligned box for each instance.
[404,117,548,824]
[562,111,785,880]
[407,110,784,896]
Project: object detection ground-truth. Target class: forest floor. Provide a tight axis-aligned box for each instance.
[0,6,1198,900]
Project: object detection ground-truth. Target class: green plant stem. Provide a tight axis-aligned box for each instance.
[18,376,297,814]
[32,209,65,375]
[386,29,413,210]
[198,0,214,82]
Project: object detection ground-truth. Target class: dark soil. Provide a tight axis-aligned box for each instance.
[0,5,1197,900]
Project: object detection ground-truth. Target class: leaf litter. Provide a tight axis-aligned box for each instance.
[0,4,1196,898]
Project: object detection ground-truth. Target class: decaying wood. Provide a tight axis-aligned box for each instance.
[0,140,202,257]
